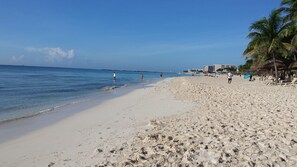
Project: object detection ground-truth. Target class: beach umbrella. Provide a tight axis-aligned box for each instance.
[243,73,251,79]
[257,59,286,70]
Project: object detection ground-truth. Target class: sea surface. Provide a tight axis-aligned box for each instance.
[0,65,183,123]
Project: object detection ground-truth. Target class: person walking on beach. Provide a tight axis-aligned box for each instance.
[227,72,233,84]
[113,72,116,80]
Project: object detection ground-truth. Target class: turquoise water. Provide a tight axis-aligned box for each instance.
[0,65,182,122]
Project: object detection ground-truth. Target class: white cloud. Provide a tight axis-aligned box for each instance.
[46,48,74,61]
[26,47,75,61]
[11,55,24,62]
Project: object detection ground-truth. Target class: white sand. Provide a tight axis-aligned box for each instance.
[1,76,297,166]
[113,76,297,166]
[0,79,193,167]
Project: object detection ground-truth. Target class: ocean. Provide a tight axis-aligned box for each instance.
[0,65,182,123]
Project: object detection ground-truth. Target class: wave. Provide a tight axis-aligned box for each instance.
[0,83,132,123]
[0,66,167,124]
[101,84,127,91]
[0,100,86,124]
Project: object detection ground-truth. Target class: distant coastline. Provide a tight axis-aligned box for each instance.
[0,64,173,73]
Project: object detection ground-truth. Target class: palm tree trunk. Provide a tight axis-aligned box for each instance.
[290,53,297,79]
[272,53,278,82]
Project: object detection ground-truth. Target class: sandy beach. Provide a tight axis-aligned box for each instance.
[1,76,297,166]
[3,0,297,166]
[0,79,194,167]
[113,76,297,166]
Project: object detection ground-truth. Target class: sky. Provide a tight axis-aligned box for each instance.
[0,0,281,71]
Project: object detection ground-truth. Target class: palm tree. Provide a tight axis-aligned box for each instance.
[281,0,297,61]
[284,25,297,60]
[243,10,292,81]
[281,0,297,22]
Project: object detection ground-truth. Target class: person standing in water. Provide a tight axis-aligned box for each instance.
[113,72,116,80]
[141,73,144,80]
[160,72,163,78]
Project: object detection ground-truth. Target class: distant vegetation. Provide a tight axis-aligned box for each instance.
[238,59,253,73]
[242,0,297,79]
[216,66,237,73]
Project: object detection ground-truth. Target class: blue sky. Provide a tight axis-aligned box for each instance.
[0,0,281,71]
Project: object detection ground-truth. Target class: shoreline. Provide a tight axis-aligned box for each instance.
[0,78,156,123]
[0,78,194,166]
[0,78,159,143]
[2,75,296,166]
[0,64,180,125]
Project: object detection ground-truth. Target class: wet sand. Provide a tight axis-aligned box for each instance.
[0,79,193,167]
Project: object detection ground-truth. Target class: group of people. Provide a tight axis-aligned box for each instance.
[227,72,255,84]
[113,71,253,84]
[112,72,164,81]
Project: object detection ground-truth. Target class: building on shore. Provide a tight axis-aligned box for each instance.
[183,68,203,73]
[203,64,236,73]
[203,65,215,73]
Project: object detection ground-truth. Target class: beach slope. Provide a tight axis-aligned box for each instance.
[114,76,297,166]
[0,78,193,167]
[1,76,297,166]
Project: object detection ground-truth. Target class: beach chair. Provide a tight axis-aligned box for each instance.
[276,78,286,86]
[291,78,297,87]
[265,78,276,85]
[264,76,276,85]
[283,78,297,87]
